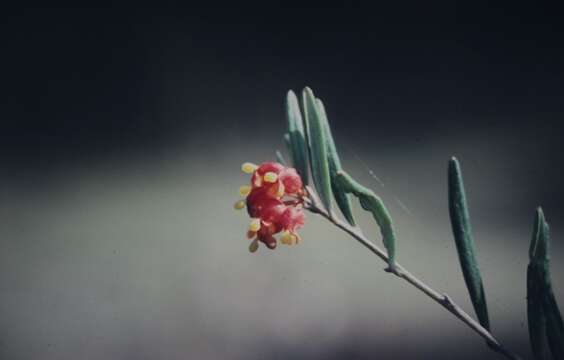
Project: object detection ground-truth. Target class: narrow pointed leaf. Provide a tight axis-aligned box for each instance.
[528,209,564,359]
[335,170,396,269]
[316,98,356,226]
[527,265,547,360]
[275,150,286,165]
[530,208,549,268]
[448,157,490,330]
[302,87,332,211]
[283,133,292,158]
[286,91,309,184]
[527,208,548,360]
[543,276,564,359]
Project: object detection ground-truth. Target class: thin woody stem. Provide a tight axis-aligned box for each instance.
[303,187,521,360]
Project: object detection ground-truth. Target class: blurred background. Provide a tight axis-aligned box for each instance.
[1,4,564,359]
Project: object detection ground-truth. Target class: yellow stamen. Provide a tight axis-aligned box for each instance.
[289,234,298,245]
[263,172,278,183]
[253,176,262,187]
[280,231,299,245]
[280,231,292,245]
[249,239,259,253]
[249,218,261,232]
[239,185,251,197]
[276,182,285,198]
[241,162,258,174]
[282,232,299,246]
[234,200,246,210]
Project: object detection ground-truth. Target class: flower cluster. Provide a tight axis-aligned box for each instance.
[234,162,306,252]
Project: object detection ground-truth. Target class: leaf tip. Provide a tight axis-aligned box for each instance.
[536,206,545,220]
[302,86,315,98]
[286,89,297,101]
[448,156,460,172]
[530,206,550,264]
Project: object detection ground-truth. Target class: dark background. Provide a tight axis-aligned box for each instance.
[1,4,564,359]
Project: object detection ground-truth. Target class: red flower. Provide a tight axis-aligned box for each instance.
[279,167,303,195]
[279,207,305,233]
[235,162,306,252]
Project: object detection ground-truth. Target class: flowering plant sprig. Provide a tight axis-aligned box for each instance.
[235,87,563,359]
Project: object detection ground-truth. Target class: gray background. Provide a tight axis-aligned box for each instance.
[2,5,564,359]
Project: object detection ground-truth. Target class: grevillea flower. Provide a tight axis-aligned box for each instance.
[234,161,306,252]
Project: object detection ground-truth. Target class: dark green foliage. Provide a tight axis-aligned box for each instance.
[315,98,356,226]
[544,283,564,359]
[448,157,490,331]
[302,87,333,212]
[283,133,293,161]
[275,150,286,165]
[528,264,548,359]
[528,208,564,359]
[285,91,309,184]
[335,170,396,270]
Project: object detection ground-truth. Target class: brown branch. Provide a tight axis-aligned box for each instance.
[304,186,521,360]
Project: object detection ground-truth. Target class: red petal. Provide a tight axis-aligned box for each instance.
[279,167,303,194]
[279,207,305,231]
[256,162,285,175]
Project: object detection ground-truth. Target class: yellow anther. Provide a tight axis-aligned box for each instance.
[263,172,278,183]
[249,239,259,253]
[239,185,251,197]
[249,218,261,232]
[280,231,292,245]
[276,183,285,198]
[280,231,299,245]
[234,200,246,210]
[289,234,298,245]
[241,162,258,174]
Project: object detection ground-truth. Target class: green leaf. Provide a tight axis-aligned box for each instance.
[530,208,548,266]
[543,284,564,360]
[315,98,356,226]
[334,170,396,270]
[528,208,564,359]
[283,133,292,160]
[527,209,548,360]
[275,150,286,165]
[286,91,309,184]
[302,87,332,212]
[448,157,490,331]
[528,265,548,360]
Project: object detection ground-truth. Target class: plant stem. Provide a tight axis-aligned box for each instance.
[304,188,521,360]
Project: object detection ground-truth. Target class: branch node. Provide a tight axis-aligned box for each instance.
[385,264,400,276]
[442,294,456,310]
